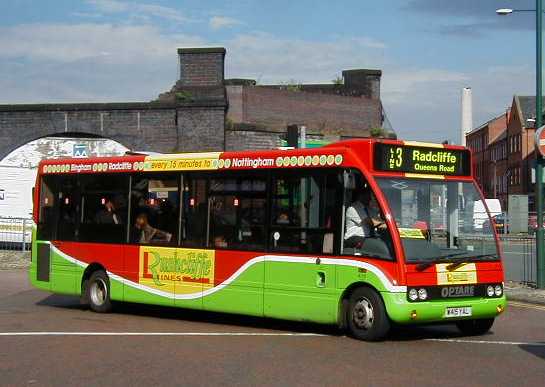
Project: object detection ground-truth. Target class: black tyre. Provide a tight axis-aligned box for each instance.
[346,287,390,341]
[455,318,494,336]
[86,270,112,313]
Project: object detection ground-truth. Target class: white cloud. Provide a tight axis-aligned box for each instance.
[87,0,128,13]
[209,16,241,30]
[0,20,530,143]
[0,23,204,63]
[87,0,191,23]
[224,32,386,84]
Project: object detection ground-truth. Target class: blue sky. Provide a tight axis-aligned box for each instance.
[0,0,538,142]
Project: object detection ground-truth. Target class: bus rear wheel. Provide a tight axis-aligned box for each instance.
[346,287,390,341]
[86,270,112,313]
[455,318,494,336]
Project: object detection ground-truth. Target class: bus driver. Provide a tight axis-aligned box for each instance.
[344,189,385,248]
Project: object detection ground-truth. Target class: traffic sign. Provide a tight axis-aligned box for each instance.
[535,125,545,157]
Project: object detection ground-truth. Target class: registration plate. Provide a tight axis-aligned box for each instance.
[444,306,472,318]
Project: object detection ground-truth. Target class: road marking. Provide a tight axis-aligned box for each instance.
[1,332,543,347]
[425,338,545,347]
[0,331,326,337]
[508,301,545,311]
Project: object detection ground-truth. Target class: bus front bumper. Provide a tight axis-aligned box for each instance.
[382,292,507,324]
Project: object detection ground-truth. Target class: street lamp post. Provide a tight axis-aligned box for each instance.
[497,1,545,288]
[537,0,545,289]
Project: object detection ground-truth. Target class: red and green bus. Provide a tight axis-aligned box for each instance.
[29,139,506,341]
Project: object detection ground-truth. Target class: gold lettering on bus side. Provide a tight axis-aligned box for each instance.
[139,247,215,295]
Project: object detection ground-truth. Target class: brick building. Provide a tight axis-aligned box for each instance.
[467,95,542,210]
[0,47,394,161]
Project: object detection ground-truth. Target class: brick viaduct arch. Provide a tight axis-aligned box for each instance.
[0,102,226,161]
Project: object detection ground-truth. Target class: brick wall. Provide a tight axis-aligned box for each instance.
[0,103,225,159]
[226,86,381,137]
[177,107,225,152]
[178,48,225,87]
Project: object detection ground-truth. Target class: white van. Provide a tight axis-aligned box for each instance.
[0,166,37,246]
[473,199,502,230]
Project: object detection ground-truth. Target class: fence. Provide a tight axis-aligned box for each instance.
[500,235,537,286]
[0,217,32,251]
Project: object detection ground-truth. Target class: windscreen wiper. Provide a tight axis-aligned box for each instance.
[415,251,466,271]
[416,253,498,272]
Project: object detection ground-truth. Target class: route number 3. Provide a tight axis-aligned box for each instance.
[388,147,403,169]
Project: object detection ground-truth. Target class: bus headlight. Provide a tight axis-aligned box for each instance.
[418,288,428,300]
[408,288,418,301]
[487,285,495,297]
[494,285,503,297]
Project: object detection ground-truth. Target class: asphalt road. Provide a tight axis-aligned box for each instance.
[1,270,544,387]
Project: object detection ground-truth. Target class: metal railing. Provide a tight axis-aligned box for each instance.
[500,235,536,286]
[0,217,32,251]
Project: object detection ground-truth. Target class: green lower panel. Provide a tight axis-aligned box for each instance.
[264,290,338,324]
[204,263,264,316]
[383,292,507,324]
[204,286,263,317]
[264,261,339,324]
[109,276,123,302]
[49,265,77,295]
[123,284,173,307]
[29,268,50,292]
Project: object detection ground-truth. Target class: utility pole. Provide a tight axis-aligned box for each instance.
[536,0,545,288]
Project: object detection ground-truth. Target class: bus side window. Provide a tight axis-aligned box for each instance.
[56,176,80,242]
[37,176,58,241]
[208,173,267,251]
[129,174,179,246]
[270,170,342,254]
[180,175,208,248]
[78,174,129,244]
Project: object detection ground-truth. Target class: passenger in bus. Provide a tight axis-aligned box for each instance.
[134,213,172,244]
[276,211,290,225]
[95,198,122,225]
[214,235,228,248]
[344,189,385,248]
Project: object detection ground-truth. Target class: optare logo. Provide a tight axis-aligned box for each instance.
[440,285,475,298]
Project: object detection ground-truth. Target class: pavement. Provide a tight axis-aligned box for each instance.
[1,269,545,386]
[505,281,545,306]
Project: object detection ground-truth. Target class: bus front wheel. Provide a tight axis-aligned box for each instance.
[346,287,390,341]
[455,318,494,336]
[86,270,112,313]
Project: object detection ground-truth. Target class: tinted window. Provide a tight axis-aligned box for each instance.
[37,175,80,241]
[79,174,129,243]
[130,174,179,245]
[270,170,342,254]
[209,173,267,250]
[37,175,60,241]
[181,175,208,248]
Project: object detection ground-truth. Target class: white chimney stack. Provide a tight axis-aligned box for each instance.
[461,87,473,146]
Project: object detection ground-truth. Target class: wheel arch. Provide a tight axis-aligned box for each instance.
[80,263,107,296]
[337,281,384,329]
